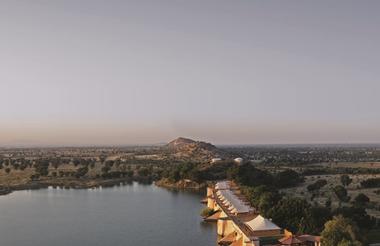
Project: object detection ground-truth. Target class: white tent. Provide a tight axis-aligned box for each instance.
[218,189,251,214]
[245,215,281,232]
[215,181,230,190]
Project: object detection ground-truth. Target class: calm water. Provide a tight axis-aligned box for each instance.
[0,183,216,246]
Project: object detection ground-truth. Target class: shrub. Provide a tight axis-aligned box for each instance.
[200,207,215,217]
[307,179,327,192]
[341,175,352,187]
[321,215,362,246]
[275,169,303,188]
[361,178,380,188]
[354,193,370,205]
[333,185,350,202]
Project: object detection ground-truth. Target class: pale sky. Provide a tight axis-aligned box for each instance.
[1,0,380,146]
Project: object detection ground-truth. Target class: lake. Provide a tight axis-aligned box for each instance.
[0,183,217,246]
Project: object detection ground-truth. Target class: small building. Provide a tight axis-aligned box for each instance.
[211,158,223,163]
[234,157,244,164]
[245,215,282,237]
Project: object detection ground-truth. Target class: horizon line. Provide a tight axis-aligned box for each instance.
[1,141,380,149]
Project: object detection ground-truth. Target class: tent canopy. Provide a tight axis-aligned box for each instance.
[245,215,281,232]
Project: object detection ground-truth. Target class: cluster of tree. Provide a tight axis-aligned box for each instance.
[161,162,203,183]
[333,185,351,202]
[269,197,331,234]
[34,159,50,176]
[321,215,363,246]
[241,185,282,218]
[228,164,273,187]
[100,161,136,179]
[302,167,380,176]
[201,160,234,180]
[100,171,134,179]
[334,206,375,230]
[274,169,304,188]
[354,193,370,206]
[137,167,151,177]
[224,145,380,166]
[75,166,89,178]
[0,158,33,170]
[307,179,327,192]
[72,158,96,167]
[361,177,380,188]
[30,174,40,181]
[228,164,303,189]
[57,171,77,177]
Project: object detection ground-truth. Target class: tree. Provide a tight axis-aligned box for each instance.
[170,169,181,182]
[34,160,49,176]
[75,166,89,178]
[30,174,40,181]
[325,198,332,208]
[321,215,362,246]
[304,206,332,234]
[125,170,134,178]
[334,185,350,202]
[188,169,202,183]
[334,206,374,231]
[73,159,80,166]
[137,168,151,177]
[354,193,370,206]
[337,239,362,246]
[340,175,352,187]
[101,166,110,174]
[360,178,380,188]
[275,169,303,188]
[307,179,327,192]
[241,185,282,218]
[229,163,273,187]
[257,191,281,216]
[268,197,311,234]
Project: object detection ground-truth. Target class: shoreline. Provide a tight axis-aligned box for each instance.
[155,178,208,190]
[0,177,136,196]
[0,177,205,196]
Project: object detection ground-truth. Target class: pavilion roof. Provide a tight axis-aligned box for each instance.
[245,215,281,232]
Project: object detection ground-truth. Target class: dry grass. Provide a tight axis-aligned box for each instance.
[0,167,34,186]
[310,162,380,169]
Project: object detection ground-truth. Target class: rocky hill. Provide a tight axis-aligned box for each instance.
[165,137,223,162]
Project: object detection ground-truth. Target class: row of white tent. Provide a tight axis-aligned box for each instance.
[215,181,281,232]
[215,182,252,214]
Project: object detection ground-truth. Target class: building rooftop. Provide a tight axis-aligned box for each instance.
[245,215,281,232]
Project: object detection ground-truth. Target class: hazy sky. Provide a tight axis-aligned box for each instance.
[1,0,380,146]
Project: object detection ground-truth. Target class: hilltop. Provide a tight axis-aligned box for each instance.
[167,137,218,152]
[165,137,224,162]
